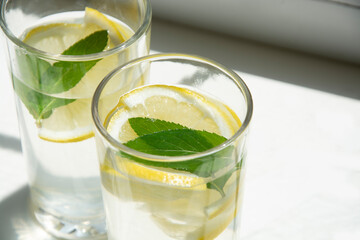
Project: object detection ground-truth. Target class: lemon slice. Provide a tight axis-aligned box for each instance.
[102,84,241,188]
[107,84,241,143]
[22,8,130,143]
[23,7,129,53]
[36,91,121,143]
[38,98,93,142]
[23,23,99,54]
[53,7,133,99]
[101,158,207,196]
[84,7,127,44]
[149,176,240,240]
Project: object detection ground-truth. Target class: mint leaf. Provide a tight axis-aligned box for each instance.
[15,30,108,121]
[16,54,52,91]
[128,117,187,136]
[13,76,75,121]
[62,30,108,55]
[39,60,98,93]
[118,117,238,196]
[125,129,222,156]
[38,30,108,94]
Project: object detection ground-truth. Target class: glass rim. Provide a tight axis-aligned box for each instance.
[0,0,152,61]
[91,53,253,162]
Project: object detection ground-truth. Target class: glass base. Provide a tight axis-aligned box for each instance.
[33,207,107,240]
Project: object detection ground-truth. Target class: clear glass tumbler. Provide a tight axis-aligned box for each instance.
[92,53,253,240]
[0,0,151,239]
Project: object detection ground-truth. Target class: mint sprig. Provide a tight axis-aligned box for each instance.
[14,30,109,121]
[118,117,241,196]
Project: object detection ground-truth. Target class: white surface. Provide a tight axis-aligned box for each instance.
[241,75,360,240]
[0,40,25,200]
[150,0,360,64]
[1,18,360,239]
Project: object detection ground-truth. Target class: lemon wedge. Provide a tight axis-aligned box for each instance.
[22,8,131,143]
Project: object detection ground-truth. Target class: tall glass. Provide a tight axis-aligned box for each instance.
[92,54,253,240]
[0,0,151,239]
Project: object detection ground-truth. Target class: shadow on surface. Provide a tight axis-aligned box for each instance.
[0,186,57,240]
[0,134,22,152]
[151,18,360,100]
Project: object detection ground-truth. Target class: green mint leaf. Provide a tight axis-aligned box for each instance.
[128,117,230,146]
[15,30,108,120]
[124,129,219,156]
[40,30,108,93]
[13,76,75,121]
[126,117,227,157]
[39,60,98,93]
[62,30,108,55]
[128,117,187,136]
[16,54,52,91]
[118,117,238,196]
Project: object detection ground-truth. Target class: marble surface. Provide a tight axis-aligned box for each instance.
[1,18,360,239]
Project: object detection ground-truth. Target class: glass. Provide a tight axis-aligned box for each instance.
[92,53,253,240]
[0,0,151,239]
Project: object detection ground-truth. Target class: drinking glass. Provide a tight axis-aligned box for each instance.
[92,53,253,240]
[0,0,151,238]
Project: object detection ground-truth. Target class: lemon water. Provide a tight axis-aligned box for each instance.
[101,163,244,240]
[13,9,143,236]
[99,85,246,240]
[18,108,103,219]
